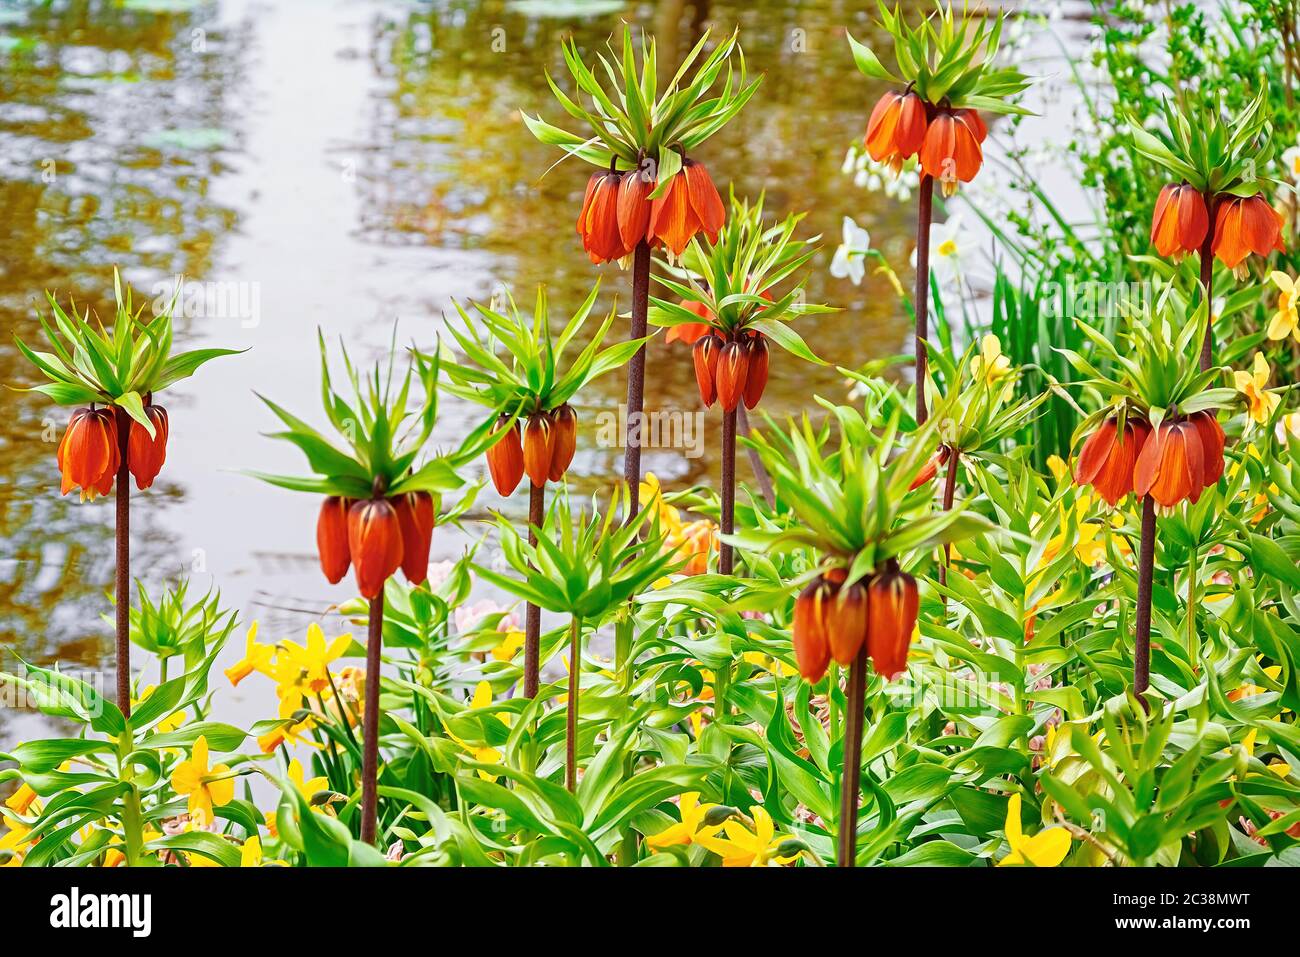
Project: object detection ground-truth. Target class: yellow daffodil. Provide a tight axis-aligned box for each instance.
[970,333,1011,386]
[241,834,266,867]
[4,781,37,815]
[1235,353,1280,428]
[997,793,1071,867]
[646,793,720,849]
[1267,272,1299,342]
[269,623,352,716]
[742,651,798,679]
[287,758,328,805]
[257,716,321,754]
[695,805,798,867]
[1277,412,1300,443]
[225,621,276,686]
[444,681,502,781]
[0,814,31,867]
[491,629,525,662]
[171,735,236,826]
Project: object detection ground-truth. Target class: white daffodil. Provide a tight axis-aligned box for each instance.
[830,216,872,286]
[912,213,976,285]
[1283,143,1300,183]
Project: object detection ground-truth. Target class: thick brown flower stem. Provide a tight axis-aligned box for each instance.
[1133,495,1157,712]
[624,240,652,519]
[566,616,582,792]
[914,174,935,426]
[114,406,131,717]
[1198,199,1215,372]
[524,481,545,699]
[939,446,960,590]
[838,644,868,867]
[720,407,737,576]
[360,588,384,844]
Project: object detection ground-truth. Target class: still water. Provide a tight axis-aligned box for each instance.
[0,0,1083,736]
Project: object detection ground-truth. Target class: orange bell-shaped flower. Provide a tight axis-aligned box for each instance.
[577,169,627,264]
[919,109,984,194]
[715,340,749,413]
[522,411,556,487]
[1134,419,1207,508]
[57,406,120,501]
[864,90,928,172]
[617,160,655,252]
[1189,410,1225,489]
[866,570,919,679]
[742,335,769,410]
[1075,417,1150,506]
[393,490,435,586]
[692,334,722,408]
[127,404,169,490]
[648,160,725,256]
[1149,183,1209,259]
[316,495,353,584]
[1213,194,1285,271]
[827,579,869,666]
[792,575,835,683]
[347,498,404,599]
[486,415,525,497]
[548,404,577,482]
[683,160,725,240]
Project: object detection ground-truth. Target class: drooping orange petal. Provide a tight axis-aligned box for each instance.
[684,161,725,241]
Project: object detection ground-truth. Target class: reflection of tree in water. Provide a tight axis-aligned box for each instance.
[357,0,915,492]
[0,0,247,668]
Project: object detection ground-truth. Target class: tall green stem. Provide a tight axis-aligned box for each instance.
[117,730,144,866]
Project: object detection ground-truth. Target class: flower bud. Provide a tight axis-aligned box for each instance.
[347,498,404,599]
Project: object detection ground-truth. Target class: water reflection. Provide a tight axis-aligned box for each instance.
[0,0,974,734]
[0,0,246,709]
